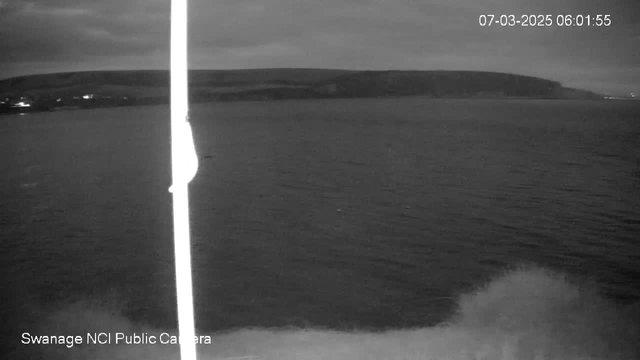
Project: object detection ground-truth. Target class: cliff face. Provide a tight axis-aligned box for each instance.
[310,71,563,98]
[203,70,602,101]
[0,69,602,113]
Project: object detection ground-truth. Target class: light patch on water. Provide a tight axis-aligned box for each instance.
[23,164,41,174]
[10,265,640,360]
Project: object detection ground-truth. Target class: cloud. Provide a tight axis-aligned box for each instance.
[0,0,168,64]
[0,0,638,93]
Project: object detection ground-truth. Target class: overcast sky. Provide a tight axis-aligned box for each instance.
[0,0,638,95]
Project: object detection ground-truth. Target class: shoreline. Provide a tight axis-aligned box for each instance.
[0,95,610,117]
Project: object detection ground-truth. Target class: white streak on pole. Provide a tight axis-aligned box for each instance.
[170,0,197,359]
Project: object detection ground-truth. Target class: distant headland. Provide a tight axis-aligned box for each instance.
[0,68,604,114]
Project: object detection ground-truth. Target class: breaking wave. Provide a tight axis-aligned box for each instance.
[11,265,640,360]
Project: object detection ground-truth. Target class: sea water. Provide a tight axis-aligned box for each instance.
[1,98,639,359]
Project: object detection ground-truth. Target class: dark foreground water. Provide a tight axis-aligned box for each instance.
[1,98,639,358]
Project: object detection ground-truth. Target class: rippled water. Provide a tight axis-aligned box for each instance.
[1,98,639,345]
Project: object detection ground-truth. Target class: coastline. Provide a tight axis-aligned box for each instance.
[0,69,605,116]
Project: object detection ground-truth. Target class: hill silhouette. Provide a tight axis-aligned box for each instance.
[0,69,602,113]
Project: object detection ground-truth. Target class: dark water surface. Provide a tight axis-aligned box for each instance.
[1,98,639,339]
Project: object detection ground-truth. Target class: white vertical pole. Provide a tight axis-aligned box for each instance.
[170,0,198,359]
